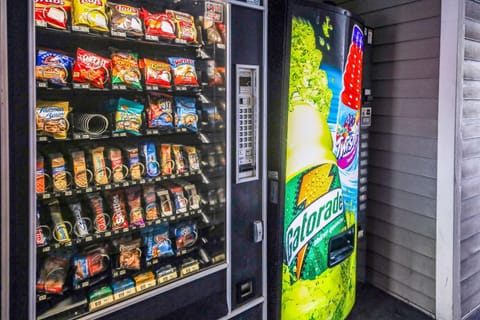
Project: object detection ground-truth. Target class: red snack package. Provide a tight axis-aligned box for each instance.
[139,58,172,88]
[72,48,111,89]
[125,186,145,227]
[141,9,176,40]
[166,10,197,43]
[35,0,71,30]
[37,254,70,294]
[105,190,129,230]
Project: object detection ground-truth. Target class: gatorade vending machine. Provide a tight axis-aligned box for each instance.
[6,0,267,319]
[267,1,372,319]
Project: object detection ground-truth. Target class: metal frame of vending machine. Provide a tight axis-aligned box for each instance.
[1,0,10,318]
[5,0,267,319]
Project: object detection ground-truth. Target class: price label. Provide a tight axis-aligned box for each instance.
[145,35,159,41]
[86,187,93,193]
[217,44,225,50]
[82,281,89,288]
[122,182,129,187]
[64,190,73,196]
[89,295,114,311]
[111,31,126,38]
[113,287,136,300]
[42,193,51,199]
[104,185,112,190]
[105,231,112,237]
[112,84,127,90]
[42,246,51,253]
[122,228,129,233]
[175,39,187,44]
[136,279,156,292]
[146,85,159,91]
[38,136,48,142]
[158,272,178,284]
[72,25,89,33]
[213,253,226,263]
[181,263,200,276]
[36,20,47,28]
[38,295,47,302]
[37,82,48,88]
[140,179,146,184]
[73,83,90,89]
[85,236,93,242]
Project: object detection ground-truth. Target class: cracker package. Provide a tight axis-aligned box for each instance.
[36,50,74,87]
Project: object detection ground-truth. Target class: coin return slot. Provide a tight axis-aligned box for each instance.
[236,279,255,303]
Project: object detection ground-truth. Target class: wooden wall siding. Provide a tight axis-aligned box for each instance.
[462,1,480,317]
[332,0,440,314]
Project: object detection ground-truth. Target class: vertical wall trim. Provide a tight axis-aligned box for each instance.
[436,0,463,319]
[0,0,9,318]
[262,1,268,319]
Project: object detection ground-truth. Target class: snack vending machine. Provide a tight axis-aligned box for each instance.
[6,0,267,319]
[267,1,372,319]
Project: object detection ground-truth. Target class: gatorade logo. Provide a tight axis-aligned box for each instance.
[285,188,343,265]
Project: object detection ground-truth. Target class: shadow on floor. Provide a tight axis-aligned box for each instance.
[346,283,433,320]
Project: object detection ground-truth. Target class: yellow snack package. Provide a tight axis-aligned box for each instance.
[36,101,70,140]
[72,0,109,32]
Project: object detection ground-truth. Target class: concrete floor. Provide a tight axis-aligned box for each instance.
[347,283,433,320]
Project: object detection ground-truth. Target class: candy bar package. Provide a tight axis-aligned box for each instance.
[90,146,110,185]
[169,57,199,87]
[36,50,74,87]
[143,223,174,261]
[163,181,188,214]
[37,252,71,294]
[71,150,91,188]
[107,147,127,183]
[115,238,142,270]
[125,186,145,227]
[35,0,71,30]
[107,2,143,37]
[111,50,142,90]
[125,146,144,180]
[72,48,111,89]
[140,142,160,178]
[140,59,172,89]
[160,144,174,176]
[155,187,173,217]
[36,206,49,247]
[49,153,71,192]
[36,154,47,193]
[68,198,90,238]
[105,189,129,230]
[172,144,187,175]
[176,180,200,210]
[183,146,200,171]
[143,184,160,221]
[73,245,110,286]
[146,93,174,129]
[174,96,198,132]
[72,0,109,32]
[141,9,176,40]
[86,192,110,233]
[114,98,144,136]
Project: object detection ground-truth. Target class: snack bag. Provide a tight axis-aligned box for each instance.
[174,221,198,250]
[163,181,188,214]
[49,153,71,192]
[114,98,144,135]
[48,199,71,243]
[172,144,187,174]
[125,146,144,180]
[35,0,71,30]
[144,224,174,261]
[141,9,176,40]
[146,93,174,129]
[73,245,110,285]
[175,96,198,132]
[37,253,70,294]
[166,10,197,43]
[105,189,129,230]
[36,155,48,193]
[183,146,200,171]
[36,100,70,139]
[140,58,172,88]
[72,48,111,89]
[71,150,90,188]
[117,238,142,270]
[143,184,159,220]
[160,144,174,176]
[72,0,109,32]
[36,50,74,87]
[107,147,127,183]
[204,105,223,128]
[36,206,49,246]
[90,146,110,185]
[107,2,143,37]
[169,57,199,87]
[111,50,142,90]
[125,186,145,227]
[155,187,173,217]
[68,199,90,238]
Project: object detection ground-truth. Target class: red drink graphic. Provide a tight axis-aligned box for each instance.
[341,25,364,111]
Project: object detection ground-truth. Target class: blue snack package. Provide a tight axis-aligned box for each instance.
[140,142,160,178]
[111,278,135,294]
[144,223,174,261]
[36,50,74,86]
[114,98,144,136]
[175,96,198,132]
[174,221,198,250]
[147,93,174,129]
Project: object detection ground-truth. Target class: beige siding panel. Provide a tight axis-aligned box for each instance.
[369,150,437,179]
[369,133,437,159]
[372,58,439,80]
[372,98,438,119]
[371,115,437,138]
[368,168,436,199]
[373,38,440,63]
[374,17,441,45]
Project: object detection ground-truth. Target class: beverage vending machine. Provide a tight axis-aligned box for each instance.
[5,0,267,319]
[267,1,372,319]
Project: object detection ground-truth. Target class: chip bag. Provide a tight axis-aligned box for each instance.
[73,48,111,89]
[166,10,197,43]
[140,58,172,88]
[36,50,74,87]
[72,0,109,32]
[37,253,71,294]
[35,0,71,30]
[169,57,199,87]
[108,2,143,37]
[143,224,174,261]
[146,93,174,129]
[114,98,144,135]
[111,50,142,90]
[141,9,176,40]
[175,96,198,132]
